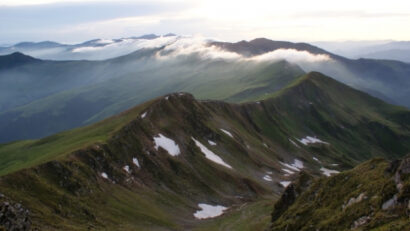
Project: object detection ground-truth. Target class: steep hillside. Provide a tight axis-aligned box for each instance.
[212,38,410,108]
[0,73,409,230]
[2,36,410,144]
[270,155,410,230]
[0,52,304,142]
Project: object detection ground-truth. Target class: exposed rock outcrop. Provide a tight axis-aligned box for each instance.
[0,194,31,231]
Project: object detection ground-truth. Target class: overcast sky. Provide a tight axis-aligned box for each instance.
[1,0,410,44]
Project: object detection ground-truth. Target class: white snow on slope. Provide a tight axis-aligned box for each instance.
[154,134,180,156]
[263,175,273,181]
[123,165,130,173]
[280,159,304,172]
[313,156,321,162]
[101,172,109,179]
[141,112,147,119]
[194,203,228,219]
[293,159,304,169]
[208,140,217,146]
[280,181,291,187]
[192,138,232,169]
[280,162,299,172]
[289,138,300,148]
[220,129,233,138]
[320,167,340,176]
[133,157,140,168]
[282,168,295,175]
[298,136,329,145]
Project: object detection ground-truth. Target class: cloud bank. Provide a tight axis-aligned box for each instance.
[155,36,332,64]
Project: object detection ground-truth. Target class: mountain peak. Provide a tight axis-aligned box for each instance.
[0,52,41,70]
[211,38,332,57]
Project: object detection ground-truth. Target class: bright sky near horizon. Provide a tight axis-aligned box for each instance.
[1,0,409,44]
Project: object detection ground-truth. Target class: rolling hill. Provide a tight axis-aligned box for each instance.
[0,72,409,230]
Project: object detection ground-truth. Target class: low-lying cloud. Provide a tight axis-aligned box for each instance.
[1,35,332,65]
[155,36,332,64]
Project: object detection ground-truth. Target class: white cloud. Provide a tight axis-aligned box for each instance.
[248,49,331,63]
[155,36,331,64]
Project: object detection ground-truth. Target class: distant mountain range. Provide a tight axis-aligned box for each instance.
[0,72,409,230]
[1,35,410,143]
[313,40,410,63]
[0,33,177,60]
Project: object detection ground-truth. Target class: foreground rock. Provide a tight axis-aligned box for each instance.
[0,194,31,231]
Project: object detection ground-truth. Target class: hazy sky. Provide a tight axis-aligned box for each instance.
[1,0,410,44]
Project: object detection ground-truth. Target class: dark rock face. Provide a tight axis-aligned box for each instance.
[0,194,31,231]
[270,172,313,222]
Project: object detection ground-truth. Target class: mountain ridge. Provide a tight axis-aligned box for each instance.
[0,72,409,229]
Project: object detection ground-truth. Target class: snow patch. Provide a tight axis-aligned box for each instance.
[280,181,291,187]
[282,168,295,175]
[280,163,299,172]
[293,159,304,169]
[382,194,397,210]
[263,175,273,181]
[154,134,180,156]
[298,136,329,145]
[313,156,320,162]
[141,112,147,119]
[123,165,130,173]
[208,140,217,146]
[133,157,140,168]
[194,203,228,219]
[192,138,232,169]
[101,172,109,179]
[320,167,340,177]
[289,139,300,148]
[220,129,233,138]
[280,159,304,172]
[343,193,367,210]
[165,96,169,100]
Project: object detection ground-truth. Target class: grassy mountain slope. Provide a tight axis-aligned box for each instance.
[270,155,410,230]
[0,50,158,113]
[0,57,304,142]
[0,73,409,230]
[256,72,410,162]
[212,38,410,108]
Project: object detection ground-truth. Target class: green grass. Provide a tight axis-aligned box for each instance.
[270,158,410,230]
[0,72,409,230]
[0,98,154,176]
[192,199,275,231]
